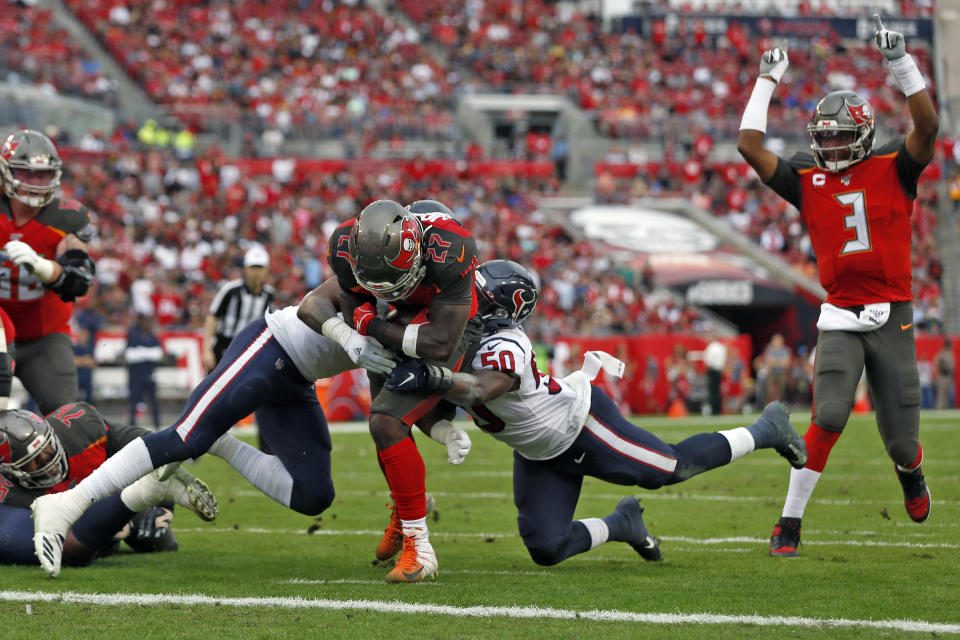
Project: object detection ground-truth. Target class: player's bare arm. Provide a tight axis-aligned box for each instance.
[737,46,789,182]
[363,301,472,362]
[296,278,347,333]
[873,14,940,163]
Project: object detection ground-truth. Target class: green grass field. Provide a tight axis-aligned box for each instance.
[2,409,958,639]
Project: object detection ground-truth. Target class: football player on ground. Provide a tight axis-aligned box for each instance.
[383,260,808,566]
[0,130,96,413]
[30,278,396,577]
[0,403,218,571]
[305,199,482,583]
[737,15,938,556]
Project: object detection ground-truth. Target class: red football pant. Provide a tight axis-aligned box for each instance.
[377,436,427,521]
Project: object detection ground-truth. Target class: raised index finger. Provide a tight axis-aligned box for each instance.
[873,13,885,32]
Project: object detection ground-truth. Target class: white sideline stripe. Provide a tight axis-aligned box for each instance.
[172,528,960,549]
[177,326,272,440]
[0,591,957,634]
[583,416,677,473]
[327,488,960,507]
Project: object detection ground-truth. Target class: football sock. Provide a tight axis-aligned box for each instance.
[380,436,427,521]
[208,434,293,507]
[718,427,756,460]
[77,437,154,504]
[780,423,840,518]
[668,432,735,482]
[70,494,136,551]
[584,517,611,548]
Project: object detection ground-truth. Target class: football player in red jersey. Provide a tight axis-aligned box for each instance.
[301,199,481,583]
[0,130,96,414]
[0,403,218,571]
[737,15,939,556]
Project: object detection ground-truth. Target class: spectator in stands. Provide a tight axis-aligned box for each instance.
[703,336,727,416]
[124,313,164,429]
[761,334,792,403]
[73,324,96,404]
[935,339,955,409]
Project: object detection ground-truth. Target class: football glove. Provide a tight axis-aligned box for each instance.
[759,46,788,84]
[385,358,454,393]
[4,240,56,282]
[353,303,377,336]
[874,14,906,60]
[429,419,471,465]
[343,332,395,375]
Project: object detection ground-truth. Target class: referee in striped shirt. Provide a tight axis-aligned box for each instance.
[203,245,276,372]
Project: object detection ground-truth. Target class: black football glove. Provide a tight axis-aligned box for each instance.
[385,358,454,393]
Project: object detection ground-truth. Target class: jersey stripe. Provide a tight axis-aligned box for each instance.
[583,415,677,473]
[175,326,272,441]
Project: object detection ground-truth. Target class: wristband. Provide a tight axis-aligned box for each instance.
[888,54,925,97]
[320,316,353,347]
[429,419,455,445]
[402,323,420,358]
[366,317,388,342]
[739,77,776,134]
[425,364,455,392]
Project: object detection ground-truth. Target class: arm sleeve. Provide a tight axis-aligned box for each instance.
[763,155,806,210]
[105,420,151,454]
[878,137,928,200]
[208,283,232,316]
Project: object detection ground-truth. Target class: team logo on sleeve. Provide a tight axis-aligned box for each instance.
[387,217,422,270]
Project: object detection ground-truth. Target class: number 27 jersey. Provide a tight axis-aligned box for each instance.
[464,327,589,461]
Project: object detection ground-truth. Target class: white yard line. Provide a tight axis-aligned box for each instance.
[171,527,960,550]
[0,590,956,634]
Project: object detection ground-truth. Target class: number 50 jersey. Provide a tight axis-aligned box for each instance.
[763,137,929,307]
[464,327,590,461]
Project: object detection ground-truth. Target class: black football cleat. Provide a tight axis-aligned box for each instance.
[896,465,931,523]
[769,516,801,557]
[614,496,662,561]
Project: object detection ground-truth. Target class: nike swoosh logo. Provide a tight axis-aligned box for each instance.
[402,566,424,580]
[400,372,416,387]
[901,323,913,330]
[573,452,586,464]
[457,247,465,262]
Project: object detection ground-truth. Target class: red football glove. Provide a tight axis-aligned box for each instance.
[353,303,377,336]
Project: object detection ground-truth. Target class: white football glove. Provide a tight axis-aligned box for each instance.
[343,332,396,375]
[430,419,471,465]
[874,14,906,61]
[759,46,788,84]
[4,240,56,282]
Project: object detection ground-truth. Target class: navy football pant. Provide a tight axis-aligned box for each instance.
[0,495,135,566]
[515,385,731,563]
[140,319,335,515]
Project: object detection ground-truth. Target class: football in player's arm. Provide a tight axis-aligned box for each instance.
[385,260,809,567]
[736,15,938,557]
[301,198,482,583]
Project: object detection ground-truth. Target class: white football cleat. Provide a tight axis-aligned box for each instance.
[128,465,218,522]
[31,489,89,578]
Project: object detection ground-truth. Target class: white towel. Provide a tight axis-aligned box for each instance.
[816,302,890,332]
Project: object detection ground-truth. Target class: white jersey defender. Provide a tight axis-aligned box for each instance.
[466,327,590,461]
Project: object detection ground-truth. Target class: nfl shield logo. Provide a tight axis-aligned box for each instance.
[841,174,852,186]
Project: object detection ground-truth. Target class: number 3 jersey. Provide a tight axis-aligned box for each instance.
[0,195,93,341]
[465,327,590,461]
[763,137,929,307]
